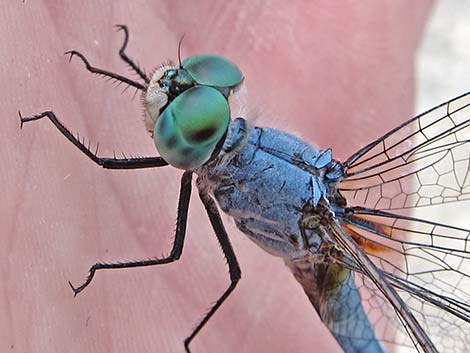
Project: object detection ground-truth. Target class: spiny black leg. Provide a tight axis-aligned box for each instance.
[68,171,192,296]
[184,191,241,353]
[115,25,150,84]
[64,50,145,90]
[19,111,168,169]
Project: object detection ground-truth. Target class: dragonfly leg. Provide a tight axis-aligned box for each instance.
[114,24,150,84]
[64,35,145,90]
[184,191,241,353]
[68,171,192,296]
[19,111,168,169]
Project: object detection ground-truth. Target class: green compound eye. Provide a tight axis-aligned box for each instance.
[154,86,230,170]
[182,55,243,89]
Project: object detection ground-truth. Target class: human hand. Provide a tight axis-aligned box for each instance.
[3,1,432,352]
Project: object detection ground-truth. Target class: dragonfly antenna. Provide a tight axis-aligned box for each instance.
[177,34,186,67]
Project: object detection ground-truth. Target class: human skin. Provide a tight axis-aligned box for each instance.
[2,1,432,353]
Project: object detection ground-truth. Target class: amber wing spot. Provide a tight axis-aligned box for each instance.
[342,215,393,254]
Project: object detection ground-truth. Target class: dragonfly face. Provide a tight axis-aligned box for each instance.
[19,26,470,353]
[144,54,244,169]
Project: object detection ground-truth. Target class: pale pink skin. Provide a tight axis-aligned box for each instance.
[3,1,433,353]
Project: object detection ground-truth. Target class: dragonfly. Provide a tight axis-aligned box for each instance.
[20,25,470,353]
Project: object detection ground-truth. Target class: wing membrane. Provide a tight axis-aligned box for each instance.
[335,207,470,352]
[340,91,470,210]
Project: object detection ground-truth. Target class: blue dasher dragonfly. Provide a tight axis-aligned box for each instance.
[20,26,470,353]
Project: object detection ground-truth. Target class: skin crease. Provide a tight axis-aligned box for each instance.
[1,1,434,353]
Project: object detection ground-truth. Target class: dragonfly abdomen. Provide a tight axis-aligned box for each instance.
[286,258,385,353]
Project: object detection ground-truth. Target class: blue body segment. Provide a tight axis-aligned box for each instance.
[196,118,384,353]
[198,118,327,259]
[287,259,385,353]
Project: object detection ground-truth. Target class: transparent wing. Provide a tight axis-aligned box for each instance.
[340,91,470,210]
[327,91,470,351]
[336,206,470,353]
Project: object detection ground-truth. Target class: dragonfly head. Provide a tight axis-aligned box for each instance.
[144,54,244,170]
